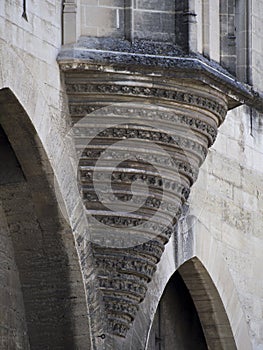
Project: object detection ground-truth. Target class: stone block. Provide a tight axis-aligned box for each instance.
[99,0,124,7]
[81,0,98,6]
[84,6,116,28]
[136,0,175,12]
[134,10,175,41]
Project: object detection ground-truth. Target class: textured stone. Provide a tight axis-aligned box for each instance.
[60,62,234,338]
[1,0,263,349]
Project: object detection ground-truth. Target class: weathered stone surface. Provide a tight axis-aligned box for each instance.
[1,1,263,349]
[0,89,91,350]
[61,63,232,338]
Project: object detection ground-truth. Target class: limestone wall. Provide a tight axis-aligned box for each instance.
[0,2,91,349]
[70,0,189,44]
[190,29,263,350]
[183,2,263,347]
[0,0,64,156]
[79,0,125,38]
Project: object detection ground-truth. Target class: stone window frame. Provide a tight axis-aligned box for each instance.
[220,0,251,82]
[62,0,191,48]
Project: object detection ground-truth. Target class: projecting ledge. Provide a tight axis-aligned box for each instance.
[56,37,262,345]
[57,37,263,112]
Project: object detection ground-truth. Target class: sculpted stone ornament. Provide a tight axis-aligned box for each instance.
[57,38,260,347]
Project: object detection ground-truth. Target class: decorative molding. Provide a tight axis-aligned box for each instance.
[71,105,218,145]
[62,69,228,338]
[66,83,227,121]
[80,156,199,184]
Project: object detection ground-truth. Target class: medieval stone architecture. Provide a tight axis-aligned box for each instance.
[0,1,262,349]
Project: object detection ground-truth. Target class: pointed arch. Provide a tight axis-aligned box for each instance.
[145,256,241,350]
[147,268,208,349]
[125,227,252,350]
[0,88,91,349]
[178,257,237,349]
[194,225,253,350]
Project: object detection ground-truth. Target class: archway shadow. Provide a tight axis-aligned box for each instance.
[178,257,237,349]
[0,88,90,349]
[146,256,238,350]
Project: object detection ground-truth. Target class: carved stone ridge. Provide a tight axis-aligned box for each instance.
[66,83,227,121]
[59,50,246,340]
[71,106,218,145]
[58,37,263,111]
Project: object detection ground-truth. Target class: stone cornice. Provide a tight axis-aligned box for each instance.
[58,40,263,113]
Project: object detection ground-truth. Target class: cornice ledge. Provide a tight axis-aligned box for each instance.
[57,41,263,113]
[246,87,263,113]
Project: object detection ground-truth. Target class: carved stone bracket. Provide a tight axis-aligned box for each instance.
[58,44,252,344]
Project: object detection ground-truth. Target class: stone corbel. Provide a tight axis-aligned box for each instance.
[57,39,263,348]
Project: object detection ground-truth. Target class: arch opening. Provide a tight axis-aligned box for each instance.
[147,257,237,350]
[0,88,90,349]
[147,270,207,350]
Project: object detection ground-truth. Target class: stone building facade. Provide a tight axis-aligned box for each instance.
[0,1,262,349]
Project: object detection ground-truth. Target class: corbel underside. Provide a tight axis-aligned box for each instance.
[58,45,261,342]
